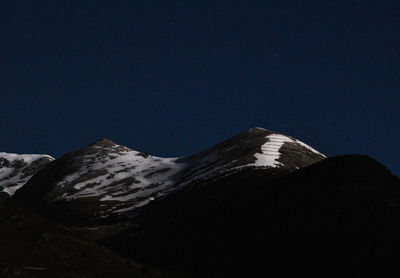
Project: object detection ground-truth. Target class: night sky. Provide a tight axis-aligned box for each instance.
[1,1,399,175]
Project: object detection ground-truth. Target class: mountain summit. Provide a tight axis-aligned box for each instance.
[13,128,325,224]
[176,127,325,183]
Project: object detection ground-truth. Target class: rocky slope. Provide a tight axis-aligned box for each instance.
[0,153,54,197]
[13,128,325,225]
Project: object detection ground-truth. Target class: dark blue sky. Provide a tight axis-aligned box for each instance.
[1,1,399,175]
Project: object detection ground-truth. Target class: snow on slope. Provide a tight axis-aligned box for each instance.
[250,134,326,167]
[0,152,54,195]
[41,140,187,215]
[59,145,185,205]
[174,128,326,190]
[14,129,327,220]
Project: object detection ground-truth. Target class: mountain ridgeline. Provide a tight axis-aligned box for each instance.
[1,127,400,277]
[12,128,325,225]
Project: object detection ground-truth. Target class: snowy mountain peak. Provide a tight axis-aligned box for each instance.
[13,128,326,223]
[0,152,54,196]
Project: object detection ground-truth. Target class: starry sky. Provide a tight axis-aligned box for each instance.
[0,1,399,175]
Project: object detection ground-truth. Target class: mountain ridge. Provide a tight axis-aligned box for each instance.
[12,127,326,225]
[2,129,400,277]
[0,152,54,197]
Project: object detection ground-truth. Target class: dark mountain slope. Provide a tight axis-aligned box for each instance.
[0,200,174,278]
[103,155,400,277]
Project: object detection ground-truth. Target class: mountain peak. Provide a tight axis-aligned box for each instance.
[89,138,117,148]
[242,127,273,136]
[247,127,268,132]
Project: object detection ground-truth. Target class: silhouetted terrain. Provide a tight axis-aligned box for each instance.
[104,155,400,277]
[0,200,179,278]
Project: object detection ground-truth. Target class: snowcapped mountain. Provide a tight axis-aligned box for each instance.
[175,127,325,186]
[5,130,400,278]
[0,152,54,198]
[13,128,325,223]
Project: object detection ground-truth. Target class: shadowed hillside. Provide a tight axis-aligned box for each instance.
[103,155,400,277]
[0,201,174,278]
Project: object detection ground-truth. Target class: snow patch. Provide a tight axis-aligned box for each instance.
[248,134,325,168]
[0,152,54,195]
[249,134,294,167]
[58,146,186,208]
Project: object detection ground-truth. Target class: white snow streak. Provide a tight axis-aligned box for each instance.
[249,134,326,168]
[249,134,293,167]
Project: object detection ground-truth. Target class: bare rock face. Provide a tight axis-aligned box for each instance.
[13,128,325,225]
[0,152,54,197]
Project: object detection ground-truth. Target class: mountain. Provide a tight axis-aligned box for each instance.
[13,128,325,225]
[0,152,54,197]
[4,128,400,277]
[103,154,400,277]
[174,127,325,185]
